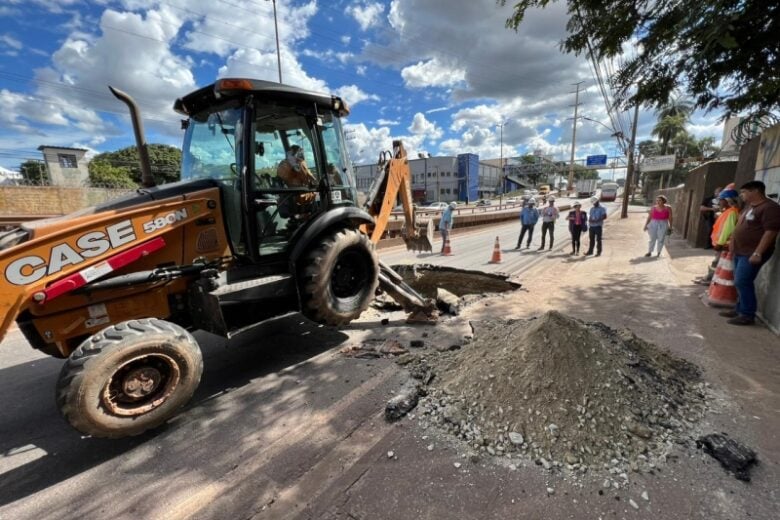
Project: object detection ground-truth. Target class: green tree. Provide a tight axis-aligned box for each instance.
[19,160,47,184]
[91,144,181,186]
[652,114,688,153]
[501,0,780,116]
[88,160,137,188]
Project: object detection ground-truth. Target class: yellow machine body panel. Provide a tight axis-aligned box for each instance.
[0,187,231,355]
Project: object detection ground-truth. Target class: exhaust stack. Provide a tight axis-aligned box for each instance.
[108,86,156,188]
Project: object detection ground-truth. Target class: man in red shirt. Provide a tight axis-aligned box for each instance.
[720,181,780,325]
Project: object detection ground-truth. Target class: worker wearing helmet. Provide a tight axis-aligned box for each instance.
[439,201,457,254]
[538,196,559,251]
[567,200,587,254]
[516,197,540,249]
[584,196,607,256]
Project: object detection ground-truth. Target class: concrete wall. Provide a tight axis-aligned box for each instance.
[734,136,760,189]
[754,124,780,334]
[656,161,737,247]
[0,186,134,216]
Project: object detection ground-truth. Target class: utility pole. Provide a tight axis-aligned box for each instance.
[567,81,584,196]
[435,165,440,202]
[499,121,505,208]
[466,159,470,204]
[267,0,282,83]
[621,102,640,219]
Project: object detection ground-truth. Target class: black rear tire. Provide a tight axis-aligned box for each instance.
[301,228,379,326]
[56,319,203,438]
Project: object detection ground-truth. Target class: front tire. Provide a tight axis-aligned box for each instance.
[301,228,379,326]
[56,319,203,438]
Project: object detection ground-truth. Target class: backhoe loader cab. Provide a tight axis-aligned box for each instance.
[0,79,381,438]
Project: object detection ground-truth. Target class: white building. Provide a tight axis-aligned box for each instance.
[355,154,500,203]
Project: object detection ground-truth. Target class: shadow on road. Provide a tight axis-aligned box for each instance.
[0,314,349,508]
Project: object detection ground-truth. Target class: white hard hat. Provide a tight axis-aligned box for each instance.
[547,195,555,202]
[591,196,599,203]
[449,201,457,208]
[573,200,582,207]
[528,198,536,205]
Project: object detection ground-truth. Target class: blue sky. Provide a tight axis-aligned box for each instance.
[0,0,724,176]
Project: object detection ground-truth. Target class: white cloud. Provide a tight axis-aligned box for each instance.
[301,48,353,65]
[0,34,22,50]
[377,119,400,126]
[401,58,466,89]
[356,65,367,76]
[333,84,380,106]
[348,2,385,31]
[408,112,443,140]
[219,47,327,92]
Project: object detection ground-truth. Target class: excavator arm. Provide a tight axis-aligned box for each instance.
[363,140,433,252]
[362,140,437,321]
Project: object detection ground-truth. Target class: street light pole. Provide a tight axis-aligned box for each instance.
[498,121,505,208]
[267,0,282,83]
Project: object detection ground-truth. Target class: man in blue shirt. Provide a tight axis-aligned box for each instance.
[516,198,540,249]
[439,201,456,253]
[584,197,607,256]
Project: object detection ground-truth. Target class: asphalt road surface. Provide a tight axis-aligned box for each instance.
[0,199,619,519]
[381,199,621,274]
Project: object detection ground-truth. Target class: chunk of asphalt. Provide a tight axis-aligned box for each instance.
[696,432,758,481]
[385,381,422,422]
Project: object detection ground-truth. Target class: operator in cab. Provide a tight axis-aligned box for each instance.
[277,144,317,206]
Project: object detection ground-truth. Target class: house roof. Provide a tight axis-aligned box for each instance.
[37,145,89,152]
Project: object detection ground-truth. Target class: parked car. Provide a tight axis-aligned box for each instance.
[505,197,518,204]
[425,202,449,210]
[476,199,493,207]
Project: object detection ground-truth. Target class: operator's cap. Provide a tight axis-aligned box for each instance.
[573,200,582,207]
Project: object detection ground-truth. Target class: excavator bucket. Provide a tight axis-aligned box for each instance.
[403,218,434,253]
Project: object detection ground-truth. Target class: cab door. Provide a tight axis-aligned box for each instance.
[249,109,323,259]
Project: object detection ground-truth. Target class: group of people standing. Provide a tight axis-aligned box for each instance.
[707,181,780,326]
[516,196,607,256]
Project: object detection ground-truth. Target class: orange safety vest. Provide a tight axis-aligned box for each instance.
[711,207,737,246]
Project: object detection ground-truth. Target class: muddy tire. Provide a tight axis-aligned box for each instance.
[300,228,379,326]
[56,319,203,438]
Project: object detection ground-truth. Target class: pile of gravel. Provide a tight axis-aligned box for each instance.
[413,311,708,478]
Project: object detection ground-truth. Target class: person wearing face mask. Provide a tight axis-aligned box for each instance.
[583,197,607,256]
[277,144,317,207]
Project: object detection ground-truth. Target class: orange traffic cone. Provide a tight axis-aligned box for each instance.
[706,252,737,307]
[489,236,502,263]
[442,236,453,256]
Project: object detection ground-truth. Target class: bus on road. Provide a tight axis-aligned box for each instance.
[600,182,619,202]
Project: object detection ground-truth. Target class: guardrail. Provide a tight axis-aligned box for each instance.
[382,201,574,238]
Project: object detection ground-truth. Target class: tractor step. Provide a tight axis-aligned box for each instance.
[213,274,294,302]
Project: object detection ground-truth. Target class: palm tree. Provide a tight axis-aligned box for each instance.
[656,96,693,120]
[652,114,688,153]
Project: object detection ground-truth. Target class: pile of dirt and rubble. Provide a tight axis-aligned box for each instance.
[411,311,708,479]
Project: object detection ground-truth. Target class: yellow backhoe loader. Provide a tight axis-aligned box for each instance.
[0,78,433,438]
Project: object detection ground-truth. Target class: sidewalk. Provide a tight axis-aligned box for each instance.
[461,204,779,518]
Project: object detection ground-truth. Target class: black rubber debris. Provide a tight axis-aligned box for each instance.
[696,432,758,481]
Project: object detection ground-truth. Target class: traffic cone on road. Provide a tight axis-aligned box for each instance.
[489,236,502,263]
[441,237,453,256]
[706,252,737,307]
